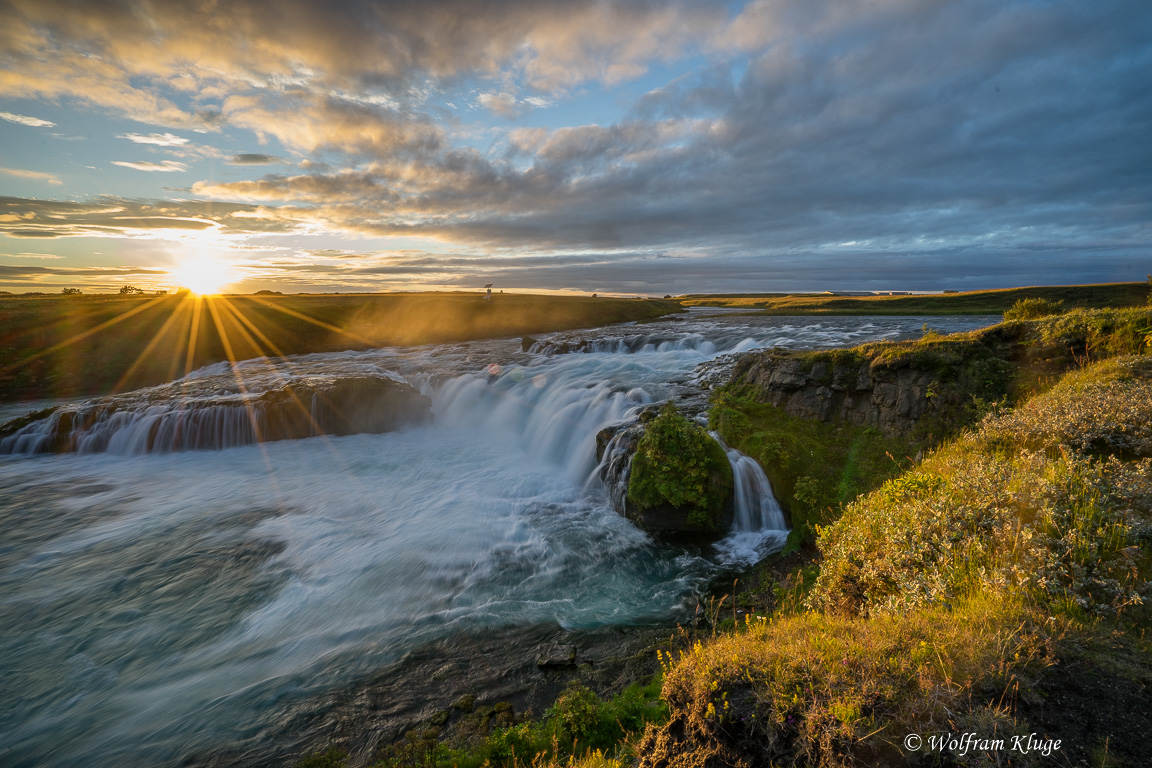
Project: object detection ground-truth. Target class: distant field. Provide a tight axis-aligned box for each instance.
[0,292,682,402]
[681,282,1149,314]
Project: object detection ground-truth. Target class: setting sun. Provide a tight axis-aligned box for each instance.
[170,252,236,295]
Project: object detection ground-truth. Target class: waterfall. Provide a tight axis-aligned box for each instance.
[711,432,788,532]
[0,373,431,455]
[0,312,999,768]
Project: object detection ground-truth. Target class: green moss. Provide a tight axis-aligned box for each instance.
[627,401,733,531]
[295,748,348,768]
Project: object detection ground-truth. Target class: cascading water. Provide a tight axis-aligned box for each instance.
[712,432,787,533]
[0,311,998,767]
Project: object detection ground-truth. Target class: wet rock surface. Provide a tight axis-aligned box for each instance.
[189,623,671,768]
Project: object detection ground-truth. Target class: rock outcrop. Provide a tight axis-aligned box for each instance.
[729,337,1015,438]
[596,403,734,536]
[0,373,433,454]
[730,353,941,435]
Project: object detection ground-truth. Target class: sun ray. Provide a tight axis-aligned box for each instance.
[246,295,376,347]
[216,297,337,442]
[204,297,283,493]
[1,293,173,378]
[109,294,195,395]
[183,295,204,378]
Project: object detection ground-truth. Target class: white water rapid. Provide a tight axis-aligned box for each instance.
[0,311,997,767]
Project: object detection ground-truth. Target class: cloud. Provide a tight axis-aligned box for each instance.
[0,0,721,98]
[118,132,189,146]
[477,91,521,118]
[0,195,304,239]
[111,160,189,173]
[222,93,443,158]
[228,153,283,165]
[0,167,62,184]
[0,110,54,127]
[2,0,1150,292]
[0,264,168,278]
[4,251,63,259]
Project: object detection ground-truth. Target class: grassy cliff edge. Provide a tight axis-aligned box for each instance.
[639,310,1152,767]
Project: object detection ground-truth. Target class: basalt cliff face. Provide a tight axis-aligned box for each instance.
[726,325,1023,440]
[729,353,944,436]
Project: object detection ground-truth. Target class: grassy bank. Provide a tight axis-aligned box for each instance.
[681,281,1148,315]
[639,325,1152,766]
[0,292,682,402]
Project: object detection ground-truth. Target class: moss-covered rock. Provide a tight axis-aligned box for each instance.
[625,401,733,534]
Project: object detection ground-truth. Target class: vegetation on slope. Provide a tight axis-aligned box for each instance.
[639,351,1152,766]
[712,307,1152,547]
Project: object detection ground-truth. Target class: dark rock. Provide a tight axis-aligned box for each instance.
[730,350,962,436]
[536,644,577,668]
[521,336,537,352]
[258,375,432,441]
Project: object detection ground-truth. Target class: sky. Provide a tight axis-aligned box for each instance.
[0,0,1149,295]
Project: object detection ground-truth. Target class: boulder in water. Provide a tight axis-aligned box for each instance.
[600,402,734,535]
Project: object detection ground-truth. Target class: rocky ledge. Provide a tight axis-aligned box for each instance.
[728,333,1016,438]
[0,373,433,453]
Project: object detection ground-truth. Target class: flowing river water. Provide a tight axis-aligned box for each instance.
[0,310,996,767]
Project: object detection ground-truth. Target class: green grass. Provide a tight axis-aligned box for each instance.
[681,281,1148,315]
[0,292,682,402]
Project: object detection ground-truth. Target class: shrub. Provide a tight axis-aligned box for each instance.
[1004,297,1065,321]
[640,595,1046,768]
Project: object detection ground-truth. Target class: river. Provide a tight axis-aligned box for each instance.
[0,310,996,767]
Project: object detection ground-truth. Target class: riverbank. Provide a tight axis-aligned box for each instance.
[642,307,1152,767]
[680,281,1147,315]
[0,293,682,402]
